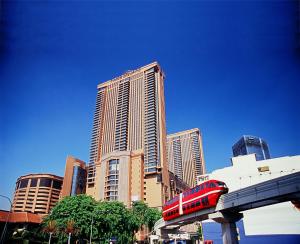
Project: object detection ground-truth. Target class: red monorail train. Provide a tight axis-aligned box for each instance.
[162,180,228,221]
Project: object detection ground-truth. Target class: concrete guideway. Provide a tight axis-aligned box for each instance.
[153,171,300,244]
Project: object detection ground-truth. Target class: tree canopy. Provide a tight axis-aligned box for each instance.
[42,195,162,243]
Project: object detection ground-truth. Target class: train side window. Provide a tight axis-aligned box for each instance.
[210,182,216,188]
[206,182,210,188]
[196,201,200,207]
[201,196,209,206]
[183,206,186,211]
[191,203,195,208]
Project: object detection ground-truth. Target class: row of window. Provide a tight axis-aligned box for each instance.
[166,196,210,217]
[183,182,217,198]
[16,178,62,190]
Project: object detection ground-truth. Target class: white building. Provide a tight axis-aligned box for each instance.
[198,154,300,235]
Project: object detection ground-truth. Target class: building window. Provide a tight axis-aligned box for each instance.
[105,159,120,201]
[19,179,29,189]
[53,180,62,190]
[39,178,52,187]
[30,178,38,187]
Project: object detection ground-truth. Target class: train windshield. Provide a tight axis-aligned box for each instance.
[217,181,226,186]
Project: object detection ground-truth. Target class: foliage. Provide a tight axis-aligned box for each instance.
[41,196,162,243]
[9,225,48,243]
[132,201,162,231]
[91,201,139,243]
[197,223,203,241]
[43,219,57,235]
[43,194,97,242]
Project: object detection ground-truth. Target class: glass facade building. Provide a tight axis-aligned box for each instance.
[232,135,271,161]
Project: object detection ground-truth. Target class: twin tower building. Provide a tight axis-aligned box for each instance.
[61,62,206,209]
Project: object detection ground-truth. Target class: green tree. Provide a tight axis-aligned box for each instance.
[91,201,140,243]
[43,194,97,242]
[132,201,162,231]
[43,220,57,243]
[43,195,142,243]
[144,207,162,231]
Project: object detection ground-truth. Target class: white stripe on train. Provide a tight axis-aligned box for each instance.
[162,189,223,214]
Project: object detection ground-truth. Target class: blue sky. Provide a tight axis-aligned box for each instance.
[1,0,300,209]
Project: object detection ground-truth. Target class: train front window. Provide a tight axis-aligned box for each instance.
[217,182,225,186]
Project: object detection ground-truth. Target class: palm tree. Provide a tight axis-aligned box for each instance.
[65,219,76,244]
[44,220,57,244]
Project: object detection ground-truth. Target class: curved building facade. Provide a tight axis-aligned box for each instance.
[12,174,63,214]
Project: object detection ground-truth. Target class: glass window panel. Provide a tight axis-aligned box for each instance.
[19,179,29,188]
[30,178,38,187]
[39,178,52,187]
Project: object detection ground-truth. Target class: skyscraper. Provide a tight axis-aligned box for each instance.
[86,62,169,208]
[167,128,206,187]
[232,135,271,161]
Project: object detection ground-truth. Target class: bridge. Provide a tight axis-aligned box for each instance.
[153,171,300,244]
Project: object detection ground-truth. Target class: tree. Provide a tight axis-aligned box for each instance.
[43,194,97,242]
[43,220,57,243]
[132,201,162,231]
[43,195,142,243]
[91,201,140,243]
[144,207,162,231]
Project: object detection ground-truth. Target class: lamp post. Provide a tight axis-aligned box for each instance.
[0,194,13,244]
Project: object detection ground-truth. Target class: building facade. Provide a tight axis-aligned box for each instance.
[167,128,206,187]
[60,156,87,198]
[232,135,270,161]
[86,62,169,208]
[12,174,63,215]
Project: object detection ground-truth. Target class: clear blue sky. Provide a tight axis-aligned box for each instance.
[1,0,299,209]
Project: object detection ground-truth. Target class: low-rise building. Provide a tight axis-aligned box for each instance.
[12,173,63,215]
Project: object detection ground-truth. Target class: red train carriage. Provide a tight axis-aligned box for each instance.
[163,180,228,221]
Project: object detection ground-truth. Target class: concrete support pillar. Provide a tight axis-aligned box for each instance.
[220,221,239,244]
[208,212,243,244]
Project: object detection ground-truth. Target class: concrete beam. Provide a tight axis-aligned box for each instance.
[209,212,243,223]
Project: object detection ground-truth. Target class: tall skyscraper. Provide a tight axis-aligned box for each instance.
[86,62,169,208]
[167,128,206,187]
[232,135,271,161]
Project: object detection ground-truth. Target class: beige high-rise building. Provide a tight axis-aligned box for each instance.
[86,62,169,208]
[167,128,206,187]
